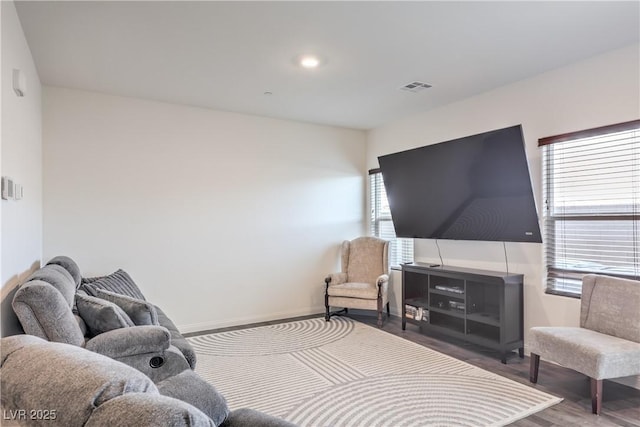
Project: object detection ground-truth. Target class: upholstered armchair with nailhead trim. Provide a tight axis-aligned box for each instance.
[325,236,390,327]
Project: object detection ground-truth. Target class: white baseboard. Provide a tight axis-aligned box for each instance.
[177,306,325,334]
[179,306,402,335]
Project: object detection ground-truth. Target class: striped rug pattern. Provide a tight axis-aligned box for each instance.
[188,317,561,426]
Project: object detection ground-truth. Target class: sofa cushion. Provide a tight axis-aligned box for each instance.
[25,264,77,307]
[12,280,85,346]
[529,326,640,379]
[76,293,135,336]
[82,269,147,301]
[46,255,82,288]
[85,393,215,427]
[1,335,158,427]
[327,295,384,311]
[93,288,159,326]
[327,282,379,299]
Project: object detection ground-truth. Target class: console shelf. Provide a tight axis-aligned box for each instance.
[402,262,524,364]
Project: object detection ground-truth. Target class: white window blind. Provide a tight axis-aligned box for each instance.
[369,169,414,267]
[540,120,640,296]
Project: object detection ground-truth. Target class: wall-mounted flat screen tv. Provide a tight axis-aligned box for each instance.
[378,125,542,243]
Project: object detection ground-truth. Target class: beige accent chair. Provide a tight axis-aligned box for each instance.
[325,237,390,327]
[529,274,640,415]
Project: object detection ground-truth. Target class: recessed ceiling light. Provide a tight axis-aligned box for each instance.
[296,54,324,69]
[300,56,320,68]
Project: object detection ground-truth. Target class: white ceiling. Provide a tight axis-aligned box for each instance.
[15,1,640,130]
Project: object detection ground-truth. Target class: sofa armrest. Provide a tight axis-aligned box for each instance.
[115,345,191,383]
[85,325,171,358]
[86,326,191,383]
[1,335,157,427]
[154,304,197,370]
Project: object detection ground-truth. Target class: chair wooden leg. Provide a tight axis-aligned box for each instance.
[386,302,390,316]
[324,279,330,321]
[529,353,540,383]
[376,296,383,328]
[591,378,602,415]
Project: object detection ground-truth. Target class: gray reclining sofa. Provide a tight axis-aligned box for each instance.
[2,256,295,427]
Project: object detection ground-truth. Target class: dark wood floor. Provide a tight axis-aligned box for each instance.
[188,313,640,426]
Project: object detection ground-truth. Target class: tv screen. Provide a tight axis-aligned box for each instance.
[378,125,542,243]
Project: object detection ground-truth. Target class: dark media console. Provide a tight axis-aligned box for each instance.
[402,262,524,364]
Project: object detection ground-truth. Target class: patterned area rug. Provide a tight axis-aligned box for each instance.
[188,317,562,426]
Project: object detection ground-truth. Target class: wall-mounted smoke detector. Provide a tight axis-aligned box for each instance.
[400,81,432,93]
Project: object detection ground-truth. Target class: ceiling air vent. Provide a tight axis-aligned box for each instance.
[400,81,432,93]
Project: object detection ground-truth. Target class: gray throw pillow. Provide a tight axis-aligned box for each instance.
[81,269,146,301]
[93,288,159,326]
[76,293,135,337]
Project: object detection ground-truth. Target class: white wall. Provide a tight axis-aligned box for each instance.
[367,44,639,342]
[1,0,43,336]
[43,87,366,332]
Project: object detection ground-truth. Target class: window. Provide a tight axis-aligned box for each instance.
[369,169,414,267]
[540,120,640,296]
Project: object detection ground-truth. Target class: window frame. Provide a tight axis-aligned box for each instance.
[369,168,414,268]
[539,119,640,297]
